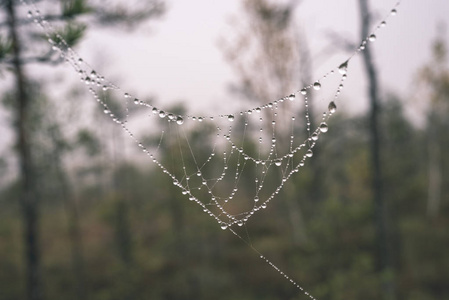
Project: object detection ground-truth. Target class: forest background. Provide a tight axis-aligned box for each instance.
[0,0,448,300]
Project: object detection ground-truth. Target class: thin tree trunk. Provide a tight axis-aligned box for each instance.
[358,1,395,300]
[427,113,441,217]
[6,1,43,299]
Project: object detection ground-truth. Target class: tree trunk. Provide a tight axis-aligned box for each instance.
[427,112,441,217]
[358,1,395,300]
[6,1,43,299]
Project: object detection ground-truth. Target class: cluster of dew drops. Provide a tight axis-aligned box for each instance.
[23,2,399,297]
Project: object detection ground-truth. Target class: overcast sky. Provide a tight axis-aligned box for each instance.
[1,0,449,161]
[75,0,449,116]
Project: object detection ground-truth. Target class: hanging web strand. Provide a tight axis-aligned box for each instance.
[21,0,402,298]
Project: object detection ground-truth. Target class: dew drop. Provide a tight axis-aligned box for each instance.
[176,116,184,125]
[311,133,319,141]
[254,197,259,202]
[300,88,307,95]
[338,60,349,75]
[313,82,321,90]
[306,149,313,157]
[133,98,139,104]
[328,101,337,114]
[288,94,295,101]
[220,223,228,230]
[319,122,329,133]
[197,171,202,177]
[275,160,282,167]
[391,8,397,16]
[27,11,33,18]
[159,111,166,118]
[380,21,386,27]
[124,93,130,98]
[369,34,376,42]
[272,138,276,144]
[228,115,235,122]
[237,221,244,227]
[255,107,261,113]
[261,203,267,209]
[152,107,158,114]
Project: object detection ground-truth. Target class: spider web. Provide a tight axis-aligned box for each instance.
[21,0,401,298]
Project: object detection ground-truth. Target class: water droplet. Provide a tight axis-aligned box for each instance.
[311,133,319,141]
[288,94,295,101]
[124,93,130,98]
[338,60,349,75]
[261,203,267,209]
[272,138,276,143]
[380,21,386,27]
[133,98,139,104]
[228,115,234,122]
[391,8,397,16]
[255,107,261,113]
[300,88,307,95]
[220,223,228,230]
[27,11,33,18]
[306,149,313,157]
[176,116,184,125]
[275,160,282,167]
[313,82,321,90]
[159,111,166,118]
[328,101,337,114]
[319,122,328,133]
[237,221,244,227]
[254,196,259,202]
[103,109,110,114]
[198,117,203,122]
[369,34,376,42]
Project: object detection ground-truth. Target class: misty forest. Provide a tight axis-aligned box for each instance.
[0,0,448,300]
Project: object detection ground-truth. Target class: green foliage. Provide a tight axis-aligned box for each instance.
[49,22,87,48]
[0,94,448,299]
[76,129,101,156]
[62,0,92,18]
[0,36,13,60]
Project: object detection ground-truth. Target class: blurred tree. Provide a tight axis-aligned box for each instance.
[0,0,165,299]
[416,31,449,218]
[221,0,318,246]
[358,1,395,299]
